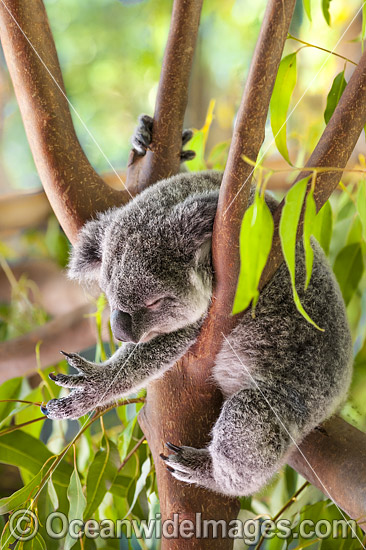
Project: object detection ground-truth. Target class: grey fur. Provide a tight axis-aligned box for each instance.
[43,122,352,497]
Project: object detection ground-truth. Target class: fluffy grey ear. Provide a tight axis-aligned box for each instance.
[173,192,218,254]
[67,212,110,283]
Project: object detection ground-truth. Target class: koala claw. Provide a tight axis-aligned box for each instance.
[59,351,96,375]
[163,444,214,486]
[166,441,182,453]
[131,114,196,162]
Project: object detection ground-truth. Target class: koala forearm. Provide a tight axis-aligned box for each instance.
[104,322,201,397]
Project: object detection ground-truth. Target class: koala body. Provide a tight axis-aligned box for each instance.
[43,128,352,497]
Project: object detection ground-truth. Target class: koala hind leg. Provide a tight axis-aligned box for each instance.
[164,386,304,496]
[208,387,301,496]
[131,114,195,161]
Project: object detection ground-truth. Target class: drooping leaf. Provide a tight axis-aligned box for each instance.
[0,472,42,514]
[279,177,323,330]
[64,465,87,550]
[322,0,332,25]
[232,191,274,315]
[357,181,366,241]
[303,189,317,289]
[125,457,151,519]
[333,243,364,306]
[84,437,119,519]
[312,200,333,255]
[47,476,59,511]
[0,431,72,487]
[324,71,347,124]
[302,0,311,21]
[270,53,297,165]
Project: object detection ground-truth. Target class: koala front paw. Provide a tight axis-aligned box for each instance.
[161,443,213,486]
[41,352,112,420]
[131,114,196,162]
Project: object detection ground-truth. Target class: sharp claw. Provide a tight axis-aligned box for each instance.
[60,350,72,358]
[166,465,175,473]
[166,442,181,453]
[160,453,168,461]
[49,372,57,381]
[40,403,48,416]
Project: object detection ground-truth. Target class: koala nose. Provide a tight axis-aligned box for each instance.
[110,309,136,343]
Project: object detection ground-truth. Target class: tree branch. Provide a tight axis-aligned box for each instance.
[138,0,296,547]
[0,0,128,243]
[125,0,203,190]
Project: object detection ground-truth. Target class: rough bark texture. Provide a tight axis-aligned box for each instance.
[0,0,128,242]
[1,0,366,545]
[137,0,297,547]
[288,417,366,531]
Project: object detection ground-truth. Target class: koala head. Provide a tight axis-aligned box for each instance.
[68,187,218,343]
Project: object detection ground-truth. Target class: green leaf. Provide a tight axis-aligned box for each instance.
[0,431,72,486]
[125,457,151,518]
[357,181,366,241]
[21,533,47,550]
[279,178,323,330]
[333,243,364,306]
[270,53,297,165]
[0,377,23,423]
[232,191,274,315]
[302,0,311,21]
[322,0,332,25]
[312,201,333,255]
[64,465,87,550]
[47,476,59,511]
[324,71,347,124]
[84,437,119,519]
[303,189,317,289]
[117,416,137,461]
[0,471,42,514]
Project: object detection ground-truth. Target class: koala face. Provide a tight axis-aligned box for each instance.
[68,182,218,343]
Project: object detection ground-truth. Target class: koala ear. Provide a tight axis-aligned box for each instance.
[173,192,218,254]
[67,212,111,283]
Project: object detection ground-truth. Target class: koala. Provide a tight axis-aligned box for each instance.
[41,115,353,497]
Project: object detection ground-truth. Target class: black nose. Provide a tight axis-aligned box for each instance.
[110,310,136,343]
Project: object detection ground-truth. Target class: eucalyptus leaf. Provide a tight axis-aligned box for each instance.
[324,71,347,124]
[303,189,317,289]
[302,0,311,21]
[270,53,297,165]
[47,476,59,510]
[279,178,322,330]
[21,533,47,550]
[0,431,72,486]
[0,472,42,514]
[357,182,366,241]
[322,0,332,25]
[64,466,87,550]
[232,191,274,315]
[0,377,22,422]
[84,437,119,519]
[312,201,332,255]
[333,243,364,306]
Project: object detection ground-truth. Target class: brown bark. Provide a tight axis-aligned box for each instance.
[1,0,366,544]
[288,417,366,531]
[137,0,297,548]
[0,0,128,243]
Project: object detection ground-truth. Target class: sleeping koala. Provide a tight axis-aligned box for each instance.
[42,116,353,496]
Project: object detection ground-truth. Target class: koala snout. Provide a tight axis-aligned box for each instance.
[110,309,137,343]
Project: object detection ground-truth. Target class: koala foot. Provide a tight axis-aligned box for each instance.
[40,352,113,420]
[131,114,196,161]
[162,443,217,490]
